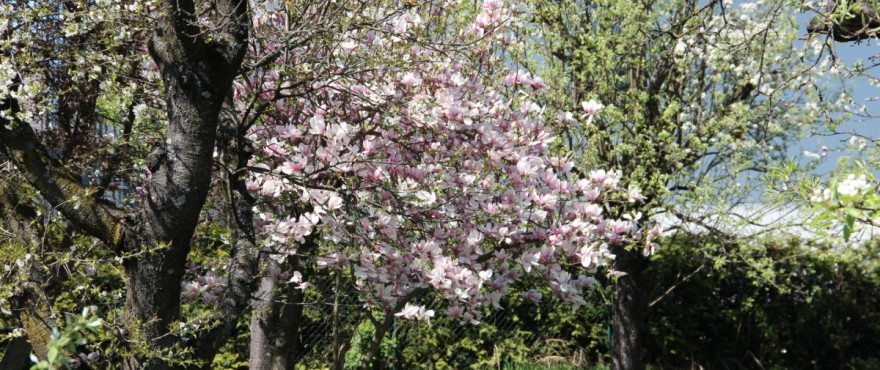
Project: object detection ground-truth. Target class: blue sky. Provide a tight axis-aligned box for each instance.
[794,10,880,175]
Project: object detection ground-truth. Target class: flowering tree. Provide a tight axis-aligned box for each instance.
[0,0,644,368]
[2,0,253,367]
[784,1,880,242]
[513,0,846,367]
[223,0,650,367]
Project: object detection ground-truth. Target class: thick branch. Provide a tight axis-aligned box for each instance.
[807,1,880,42]
[190,97,259,362]
[0,170,42,243]
[140,0,249,246]
[0,176,76,364]
[0,100,121,246]
[364,287,427,366]
[215,0,250,65]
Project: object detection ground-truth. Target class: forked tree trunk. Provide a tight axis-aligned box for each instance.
[119,0,249,367]
[1,0,251,368]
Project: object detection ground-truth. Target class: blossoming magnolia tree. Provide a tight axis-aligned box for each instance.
[0,0,648,368]
[229,0,654,367]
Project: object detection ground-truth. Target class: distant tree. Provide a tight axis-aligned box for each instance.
[515,0,845,368]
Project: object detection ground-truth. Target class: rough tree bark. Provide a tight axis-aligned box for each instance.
[122,0,250,366]
[610,246,646,370]
[0,177,47,367]
[249,239,315,369]
[249,260,283,369]
[0,337,31,370]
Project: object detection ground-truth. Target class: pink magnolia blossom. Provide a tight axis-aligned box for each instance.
[581,100,604,115]
[521,289,543,303]
[394,303,435,320]
[484,0,504,11]
[401,72,422,87]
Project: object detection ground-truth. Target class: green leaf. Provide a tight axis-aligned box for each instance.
[47,347,58,365]
[843,207,864,220]
[844,214,855,241]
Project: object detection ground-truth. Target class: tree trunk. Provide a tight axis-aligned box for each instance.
[250,254,311,369]
[363,288,425,368]
[118,1,249,367]
[274,266,307,366]
[186,91,262,365]
[365,313,395,368]
[249,260,282,370]
[611,246,646,370]
[0,337,32,370]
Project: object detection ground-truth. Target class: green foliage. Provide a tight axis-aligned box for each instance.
[29,308,103,369]
[210,317,251,370]
[372,234,880,369]
[394,287,611,369]
[503,361,603,370]
[644,235,880,368]
[343,312,397,370]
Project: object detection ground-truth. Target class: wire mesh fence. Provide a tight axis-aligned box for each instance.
[256,249,880,370]
[284,272,602,369]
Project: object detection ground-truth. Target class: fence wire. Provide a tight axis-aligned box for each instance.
[286,272,595,369]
